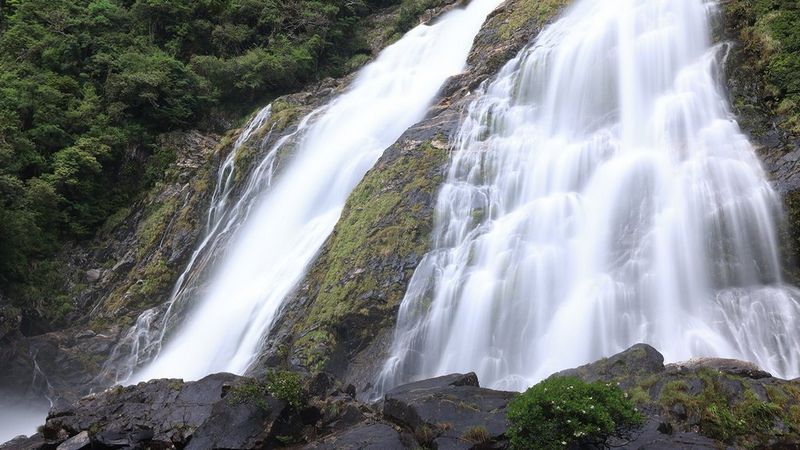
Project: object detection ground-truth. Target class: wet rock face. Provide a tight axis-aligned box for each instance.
[5,373,292,450]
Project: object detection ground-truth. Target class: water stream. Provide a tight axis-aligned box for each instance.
[378,0,800,393]
[109,0,502,383]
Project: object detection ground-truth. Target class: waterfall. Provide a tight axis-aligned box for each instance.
[377,0,800,394]
[107,0,502,383]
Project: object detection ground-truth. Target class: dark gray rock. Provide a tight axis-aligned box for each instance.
[666,357,772,379]
[555,343,665,384]
[383,372,515,449]
[40,373,284,448]
[385,373,480,394]
[185,396,285,450]
[615,418,719,449]
[303,422,407,450]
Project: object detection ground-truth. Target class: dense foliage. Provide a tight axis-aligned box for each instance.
[506,376,642,450]
[0,0,396,325]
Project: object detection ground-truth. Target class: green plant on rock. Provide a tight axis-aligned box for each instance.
[658,370,792,446]
[227,379,272,411]
[507,376,643,450]
[460,425,490,444]
[266,369,305,410]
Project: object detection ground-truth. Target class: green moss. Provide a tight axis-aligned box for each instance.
[499,0,570,40]
[656,370,796,446]
[269,99,303,131]
[227,379,272,411]
[136,195,180,259]
[292,140,448,371]
[130,259,174,307]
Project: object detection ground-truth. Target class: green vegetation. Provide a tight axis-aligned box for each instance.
[0,0,405,329]
[498,0,569,40]
[657,369,800,446]
[460,425,490,444]
[292,139,448,371]
[726,0,800,134]
[227,370,305,411]
[265,369,305,410]
[507,376,642,450]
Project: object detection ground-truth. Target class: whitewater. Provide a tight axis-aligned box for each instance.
[107,0,504,383]
[378,0,800,393]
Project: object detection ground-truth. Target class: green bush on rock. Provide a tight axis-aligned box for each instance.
[266,369,305,410]
[226,370,305,412]
[507,376,642,450]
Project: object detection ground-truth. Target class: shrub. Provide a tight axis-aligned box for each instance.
[266,369,305,410]
[507,376,642,450]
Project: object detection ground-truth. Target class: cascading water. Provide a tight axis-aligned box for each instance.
[377,0,800,394]
[98,103,280,384]
[113,0,502,383]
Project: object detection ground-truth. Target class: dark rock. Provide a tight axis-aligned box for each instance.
[386,372,480,394]
[308,372,337,397]
[93,429,153,448]
[9,372,312,450]
[383,373,515,449]
[555,343,665,384]
[616,418,719,449]
[185,398,284,450]
[666,357,772,379]
[303,422,406,450]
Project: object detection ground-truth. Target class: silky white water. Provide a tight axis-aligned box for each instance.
[377,0,800,394]
[117,0,502,383]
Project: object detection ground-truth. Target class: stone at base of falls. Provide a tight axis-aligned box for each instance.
[4,345,800,449]
[382,372,514,448]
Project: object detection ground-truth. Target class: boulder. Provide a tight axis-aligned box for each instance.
[666,357,772,379]
[383,372,515,449]
[555,343,665,384]
[303,422,407,450]
[55,431,90,450]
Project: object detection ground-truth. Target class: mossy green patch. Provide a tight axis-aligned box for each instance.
[725,0,800,135]
[293,140,448,371]
[656,369,798,446]
[136,195,180,260]
[499,0,570,40]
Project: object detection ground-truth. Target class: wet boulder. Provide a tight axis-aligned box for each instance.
[382,373,515,449]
